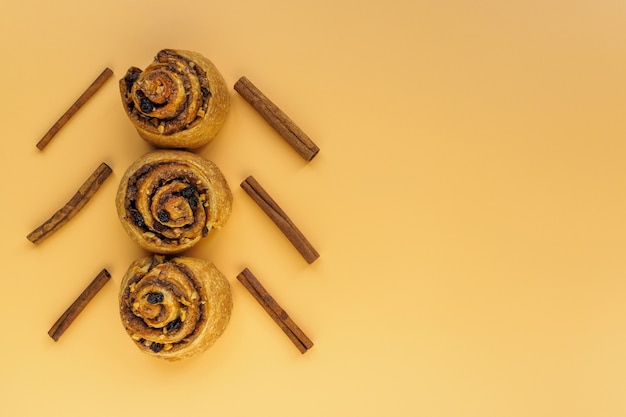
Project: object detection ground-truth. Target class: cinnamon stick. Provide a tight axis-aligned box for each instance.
[27,162,113,244]
[36,67,113,150]
[241,176,319,264]
[48,268,111,341]
[237,268,314,353]
[234,76,319,161]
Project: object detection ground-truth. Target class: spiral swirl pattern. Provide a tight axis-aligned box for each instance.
[119,49,230,149]
[119,255,232,361]
[116,149,232,254]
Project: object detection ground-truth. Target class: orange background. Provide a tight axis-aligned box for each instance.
[2,1,626,416]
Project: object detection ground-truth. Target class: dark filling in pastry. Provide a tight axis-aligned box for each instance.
[124,161,211,248]
[120,259,207,354]
[120,49,212,135]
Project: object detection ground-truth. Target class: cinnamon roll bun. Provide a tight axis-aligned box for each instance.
[119,49,230,149]
[115,149,232,254]
[119,255,232,361]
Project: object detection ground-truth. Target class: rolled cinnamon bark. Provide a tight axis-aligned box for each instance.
[27,163,113,244]
[37,68,113,150]
[234,76,319,161]
[49,268,112,341]
[119,49,230,149]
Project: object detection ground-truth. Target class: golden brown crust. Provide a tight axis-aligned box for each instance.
[115,149,232,254]
[119,255,232,361]
[119,49,230,149]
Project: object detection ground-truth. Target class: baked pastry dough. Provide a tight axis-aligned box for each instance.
[115,149,232,254]
[119,255,232,361]
[119,49,230,149]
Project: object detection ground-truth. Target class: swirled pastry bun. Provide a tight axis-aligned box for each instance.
[119,255,232,361]
[120,49,230,149]
[116,149,232,254]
